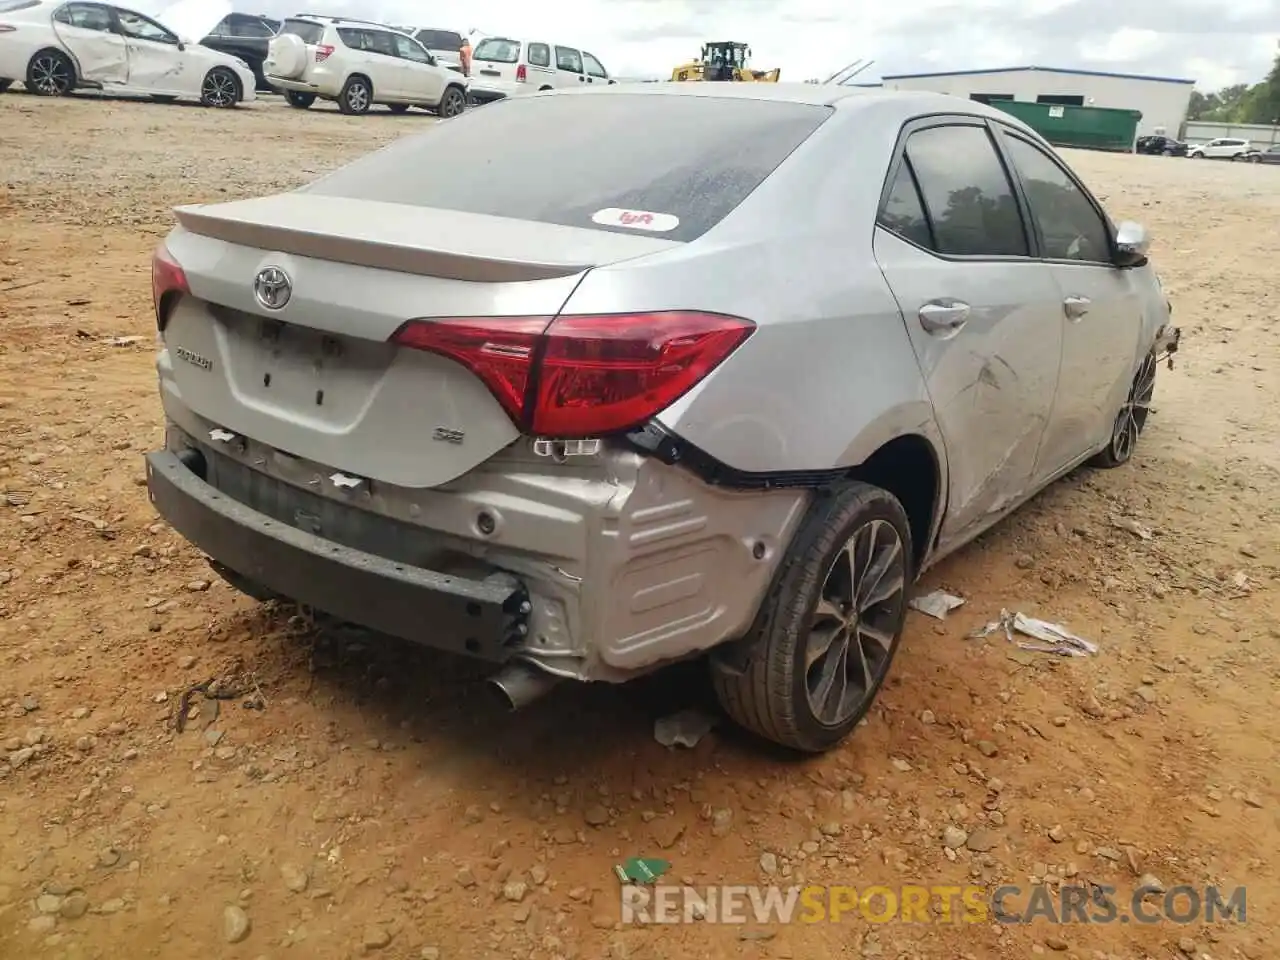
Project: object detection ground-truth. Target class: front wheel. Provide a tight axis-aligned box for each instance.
[285,90,315,109]
[337,75,372,115]
[1091,351,1157,468]
[1162,148,1173,156]
[26,49,74,96]
[711,482,911,753]
[438,86,466,118]
[201,66,240,108]
[1249,154,1261,163]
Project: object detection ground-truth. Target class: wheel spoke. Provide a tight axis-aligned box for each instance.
[804,623,843,670]
[812,596,844,628]
[855,520,905,613]
[809,632,850,723]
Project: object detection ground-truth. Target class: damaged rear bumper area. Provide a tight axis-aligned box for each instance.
[144,449,532,661]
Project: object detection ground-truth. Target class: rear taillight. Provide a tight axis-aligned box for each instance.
[515,63,526,82]
[391,312,754,438]
[315,44,334,62]
[151,243,189,331]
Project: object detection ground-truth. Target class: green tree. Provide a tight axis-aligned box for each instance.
[1189,53,1280,125]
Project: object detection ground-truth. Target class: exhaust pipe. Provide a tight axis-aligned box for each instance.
[487,661,562,710]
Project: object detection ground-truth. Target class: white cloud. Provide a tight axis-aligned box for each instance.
[230,0,1277,90]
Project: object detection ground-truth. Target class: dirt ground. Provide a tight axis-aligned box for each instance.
[1,91,1277,960]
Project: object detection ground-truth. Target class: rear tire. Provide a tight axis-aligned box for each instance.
[438,85,466,118]
[285,90,315,109]
[337,75,372,115]
[201,66,240,108]
[1090,351,1157,469]
[711,482,912,753]
[26,48,74,96]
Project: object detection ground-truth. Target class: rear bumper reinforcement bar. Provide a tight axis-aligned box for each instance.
[144,450,529,662]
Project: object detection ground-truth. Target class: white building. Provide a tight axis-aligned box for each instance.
[868,66,1195,138]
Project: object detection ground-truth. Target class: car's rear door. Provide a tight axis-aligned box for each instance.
[872,117,1065,550]
[994,126,1144,477]
[51,2,127,84]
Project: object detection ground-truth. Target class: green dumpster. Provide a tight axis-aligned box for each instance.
[990,100,1142,152]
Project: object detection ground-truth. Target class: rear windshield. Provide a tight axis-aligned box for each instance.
[304,94,831,243]
[280,18,323,44]
[473,38,520,63]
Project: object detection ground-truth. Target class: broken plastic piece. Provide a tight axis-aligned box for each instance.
[968,609,1097,657]
[654,708,716,748]
[909,590,966,620]
[614,857,672,884]
[208,428,237,443]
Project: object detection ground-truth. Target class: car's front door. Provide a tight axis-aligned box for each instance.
[582,50,608,85]
[51,2,127,84]
[112,6,183,90]
[872,118,1065,551]
[994,128,1145,478]
[392,32,443,103]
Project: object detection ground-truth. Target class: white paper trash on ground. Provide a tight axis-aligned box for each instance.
[967,609,1098,657]
[908,590,966,620]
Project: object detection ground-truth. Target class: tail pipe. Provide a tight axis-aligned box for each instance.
[487,660,561,710]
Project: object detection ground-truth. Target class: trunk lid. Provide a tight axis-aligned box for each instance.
[161,194,678,489]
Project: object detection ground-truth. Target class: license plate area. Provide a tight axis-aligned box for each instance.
[479,68,501,77]
[213,306,389,426]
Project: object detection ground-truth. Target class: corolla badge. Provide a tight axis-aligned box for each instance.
[253,266,292,310]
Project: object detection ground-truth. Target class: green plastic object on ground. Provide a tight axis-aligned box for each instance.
[613,857,672,884]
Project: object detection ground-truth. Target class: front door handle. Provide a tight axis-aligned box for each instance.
[918,299,970,335]
[1063,295,1091,320]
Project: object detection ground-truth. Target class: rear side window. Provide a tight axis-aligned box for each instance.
[474,38,519,62]
[339,28,396,56]
[304,94,833,243]
[527,42,550,67]
[877,160,933,249]
[903,124,1028,257]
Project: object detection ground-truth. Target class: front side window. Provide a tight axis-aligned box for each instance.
[1002,134,1111,263]
[393,33,430,63]
[582,51,606,78]
[903,124,1028,257]
[115,9,176,43]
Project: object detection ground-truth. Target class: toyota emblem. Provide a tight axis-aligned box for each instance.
[253,266,292,310]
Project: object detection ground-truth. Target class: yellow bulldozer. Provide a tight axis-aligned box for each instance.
[671,41,780,83]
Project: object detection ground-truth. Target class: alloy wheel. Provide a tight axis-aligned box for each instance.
[346,82,369,112]
[31,54,71,95]
[441,89,464,118]
[804,518,905,726]
[1110,353,1157,463]
[203,70,237,107]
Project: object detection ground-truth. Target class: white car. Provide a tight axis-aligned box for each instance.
[1187,137,1252,160]
[264,15,468,117]
[0,0,255,106]
[467,36,612,105]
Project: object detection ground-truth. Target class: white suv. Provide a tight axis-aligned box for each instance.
[264,15,469,116]
[467,36,612,105]
[1187,137,1251,160]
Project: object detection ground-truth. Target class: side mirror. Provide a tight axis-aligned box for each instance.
[1113,220,1150,268]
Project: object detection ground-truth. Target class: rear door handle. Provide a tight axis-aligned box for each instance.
[918,299,970,335]
[1063,295,1091,320]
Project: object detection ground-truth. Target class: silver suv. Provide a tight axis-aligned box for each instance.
[144,84,1180,753]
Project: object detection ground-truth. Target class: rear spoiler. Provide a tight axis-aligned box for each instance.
[172,194,679,284]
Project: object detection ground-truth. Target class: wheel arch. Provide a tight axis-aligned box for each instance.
[845,433,943,575]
